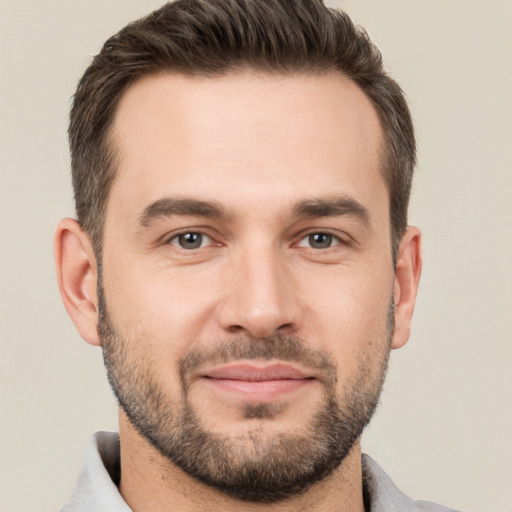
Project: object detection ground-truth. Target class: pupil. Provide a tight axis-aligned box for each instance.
[309,233,331,248]
[180,233,201,249]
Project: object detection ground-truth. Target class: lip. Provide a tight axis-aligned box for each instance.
[198,362,316,401]
[203,362,310,381]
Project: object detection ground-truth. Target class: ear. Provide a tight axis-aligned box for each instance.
[391,226,422,350]
[54,218,100,346]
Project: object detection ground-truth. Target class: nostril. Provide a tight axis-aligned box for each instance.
[225,322,294,337]
[227,324,246,334]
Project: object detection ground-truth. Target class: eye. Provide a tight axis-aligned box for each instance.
[168,232,212,250]
[297,232,341,249]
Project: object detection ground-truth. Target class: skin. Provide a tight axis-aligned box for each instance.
[55,71,421,512]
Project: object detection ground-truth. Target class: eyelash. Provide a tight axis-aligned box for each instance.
[165,229,348,252]
[295,231,344,250]
[167,231,216,250]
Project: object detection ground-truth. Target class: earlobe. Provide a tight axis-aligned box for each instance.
[54,218,100,346]
[391,226,422,350]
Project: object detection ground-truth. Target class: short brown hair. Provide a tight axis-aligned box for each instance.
[69,0,415,257]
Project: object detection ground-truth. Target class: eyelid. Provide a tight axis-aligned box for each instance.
[163,228,221,250]
[298,234,339,249]
[158,227,352,251]
[294,229,348,248]
[168,232,212,249]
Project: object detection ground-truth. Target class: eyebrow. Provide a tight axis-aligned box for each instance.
[138,193,371,227]
[292,195,371,225]
[139,197,230,227]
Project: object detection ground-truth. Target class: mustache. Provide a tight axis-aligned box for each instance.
[178,334,338,390]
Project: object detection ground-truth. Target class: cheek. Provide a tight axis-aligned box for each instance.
[101,257,223,358]
[302,260,392,317]
[297,264,393,361]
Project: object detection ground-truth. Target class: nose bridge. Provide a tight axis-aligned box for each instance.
[218,238,300,337]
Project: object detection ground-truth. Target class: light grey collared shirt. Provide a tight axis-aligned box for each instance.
[61,431,462,512]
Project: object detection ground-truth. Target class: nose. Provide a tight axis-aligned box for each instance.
[217,245,302,339]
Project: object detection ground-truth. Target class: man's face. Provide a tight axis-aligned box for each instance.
[100,71,396,501]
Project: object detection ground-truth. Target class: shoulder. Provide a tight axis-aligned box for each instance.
[61,431,130,512]
[362,454,465,512]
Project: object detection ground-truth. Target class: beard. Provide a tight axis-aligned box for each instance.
[98,280,393,503]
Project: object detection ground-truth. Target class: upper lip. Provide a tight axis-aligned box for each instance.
[200,362,313,381]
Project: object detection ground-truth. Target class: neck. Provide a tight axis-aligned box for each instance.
[118,410,366,512]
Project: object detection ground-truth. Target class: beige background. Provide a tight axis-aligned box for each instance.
[1,1,511,511]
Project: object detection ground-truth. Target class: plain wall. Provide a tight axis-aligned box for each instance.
[0,1,510,511]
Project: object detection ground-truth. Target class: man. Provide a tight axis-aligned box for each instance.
[54,0,458,510]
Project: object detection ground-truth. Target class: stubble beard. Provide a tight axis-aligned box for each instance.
[98,280,393,503]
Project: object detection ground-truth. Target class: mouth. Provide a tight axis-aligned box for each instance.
[198,362,317,401]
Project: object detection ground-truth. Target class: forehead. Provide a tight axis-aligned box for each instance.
[107,71,385,219]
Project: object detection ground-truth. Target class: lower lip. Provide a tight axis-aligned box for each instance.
[203,378,313,401]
